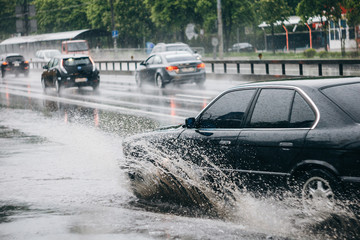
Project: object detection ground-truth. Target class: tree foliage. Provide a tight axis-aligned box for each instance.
[344,0,360,26]
[196,0,255,49]
[34,0,90,33]
[0,0,16,39]
[86,0,154,47]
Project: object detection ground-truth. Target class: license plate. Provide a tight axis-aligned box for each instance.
[181,67,195,73]
[13,62,20,67]
[75,78,87,82]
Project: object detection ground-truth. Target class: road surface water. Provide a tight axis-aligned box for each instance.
[0,72,359,239]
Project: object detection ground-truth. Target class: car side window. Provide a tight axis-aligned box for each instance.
[146,56,155,65]
[197,89,256,129]
[248,89,294,128]
[48,58,54,68]
[53,58,59,67]
[289,92,316,128]
[153,55,162,64]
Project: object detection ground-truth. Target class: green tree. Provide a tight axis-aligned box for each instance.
[144,0,199,42]
[257,0,291,53]
[34,0,90,33]
[0,1,16,40]
[86,0,154,48]
[296,0,342,52]
[196,0,255,51]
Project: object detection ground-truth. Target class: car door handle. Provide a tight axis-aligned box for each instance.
[279,142,293,150]
[219,140,231,145]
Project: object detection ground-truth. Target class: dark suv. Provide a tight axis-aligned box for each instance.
[123,78,360,214]
[41,55,99,93]
[1,53,29,77]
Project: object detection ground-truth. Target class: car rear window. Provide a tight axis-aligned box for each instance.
[321,82,360,122]
[67,42,88,51]
[6,56,24,62]
[166,46,191,52]
[165,54,196,63]
[63,57,91,66]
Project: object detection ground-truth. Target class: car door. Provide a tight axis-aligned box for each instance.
[178,89,257,173]
[235,88,317,190]
[43,58,55,85]
[138,55,156,82]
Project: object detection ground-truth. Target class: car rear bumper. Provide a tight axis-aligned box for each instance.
[165,71,206,84]
[60,74,100,88]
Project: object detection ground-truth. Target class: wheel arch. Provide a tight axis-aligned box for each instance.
[288,160,341,186]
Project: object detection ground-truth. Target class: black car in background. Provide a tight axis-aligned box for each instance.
[123,78,360,215]
[135,51,206,88]
[41,55,99,93]
[1,53,29,77]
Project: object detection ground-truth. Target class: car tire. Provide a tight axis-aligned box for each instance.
[135,73,142,87]
[55,79,61,94]
[1,71,5,78]
[299,169,341,215]
[155,74,164,89]
[41,77,47,93]
[92,83,100,91]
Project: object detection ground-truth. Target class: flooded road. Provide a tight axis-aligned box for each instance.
[0,72,359,239]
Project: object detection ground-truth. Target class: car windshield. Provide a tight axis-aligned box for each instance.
[166,46,192,53]
[67,42,88,52]
[165,54,196,63]
[63,57,91,66]
[6,56,24,62]
[321,82,360,122]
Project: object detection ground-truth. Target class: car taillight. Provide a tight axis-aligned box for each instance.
[60,59,68,74]
[197,63,205,69]
[89,56,96,71]
[166,66,179,71]
[2,62,8,66]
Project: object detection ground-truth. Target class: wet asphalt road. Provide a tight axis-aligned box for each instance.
[0,71,359,240]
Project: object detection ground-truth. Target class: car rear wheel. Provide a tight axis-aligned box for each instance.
[1,71,5,78]
[155,74,164,89]
[299,169,341,215]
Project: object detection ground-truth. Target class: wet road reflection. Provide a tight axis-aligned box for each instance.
[0,72,359,239]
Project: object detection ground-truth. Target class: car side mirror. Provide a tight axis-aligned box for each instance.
[185,117,196,128]
[140,61,146,66]
[42,65,48,69]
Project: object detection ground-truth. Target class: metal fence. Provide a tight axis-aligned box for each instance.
[30,59,360,77]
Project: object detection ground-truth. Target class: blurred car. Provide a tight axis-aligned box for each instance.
[41,55,99,93]
[35,49,61,62]
[1,53,29,77]
[228,42,255,52]
[151,42,202,59]
[123,77,360,215]
[135,51,206,88]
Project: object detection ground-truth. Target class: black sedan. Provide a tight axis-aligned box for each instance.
[122,77,360,215]
[41,55,100,93]
[1,53,29,77]
[135,51,206,88]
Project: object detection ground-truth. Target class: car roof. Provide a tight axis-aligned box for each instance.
[230,77,360,91]
[4,53,23,57]
[56,54,90,59]
[155,51,193,56]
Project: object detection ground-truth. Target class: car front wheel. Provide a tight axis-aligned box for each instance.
[155,74,164,89]
[55,79,61,94]
[41,77,47,93]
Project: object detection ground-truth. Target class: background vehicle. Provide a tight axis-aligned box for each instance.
[35,49,61,62]
[135,51,206,88]
[1,53,29,77]
[61,40,90,55]
[151,42,202,59]
[123,78,360,215]
[41,55,99,93]
[228,42,255,52]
